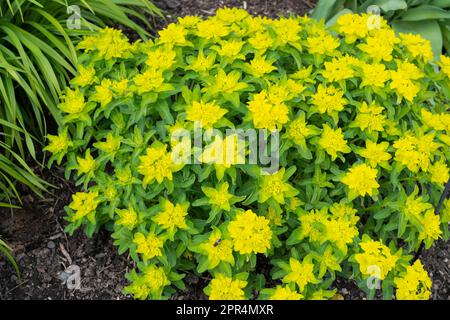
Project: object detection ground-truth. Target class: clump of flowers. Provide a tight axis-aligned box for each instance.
[46,8,449,300]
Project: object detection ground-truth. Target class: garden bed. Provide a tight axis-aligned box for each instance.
[1,0,450,301]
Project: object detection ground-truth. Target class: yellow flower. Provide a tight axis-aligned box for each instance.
[216,40,245,60]
[322,55,359,82]
[354,237,398,280]
[271,18,301,45]
[44,128,72,155]
[59,88,86,114]
[76,149,96,175]
[258,168,299,204]
[72,65,96,87]
[357,140,391,168]
[400,33,433,62]
[350,101,386,133]
[247,91,289,130]
[421,109,446,131]
[359,62,390,88]
[395,260,431,300]
[403,192,433,219]
[177,15,201,28]
[152,200,189,237]
[111,79,129,96]
[90,27,131,60]
[393,133,439,173]
[188,51,216,73]
[246,55,276,78]
[282,257,319,292]
[200,229,234,268]
[142,264,170,296]
[94,132,121,155]
[133,232,164,261]
[216,7,249,24]
[92,79,113,107]
[158,23,188,46]
[268,286,303,300]
[297,208,329,242]
[285,113,319,147]
[311,84,347,117]
[429,160,449,185]
[68,191,100,223]
[134,69,170,94]
[145,46,177,71]
[264,207,284,226]
[318,124,351,160]
[248,32,274,53]
[336,13,370,43]
[196,18,229,40]
[439,55,450,79]
[202,182,234,211]
[324,217,359,254]
[204,69,248,96]
[138,144,182,185]
[228,210,272,255]
[341,163,379,198]
[358,28,398,62]
[207,274,247,300]
[390,61,423,102]
[306,33,340,55]
[115,207,138,229]
[185,101,227,128]
[418,209,442,244]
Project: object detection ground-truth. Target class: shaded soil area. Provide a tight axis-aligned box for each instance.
[1,0,450,300]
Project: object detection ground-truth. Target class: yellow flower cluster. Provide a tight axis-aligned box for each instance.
[394,260,431,300]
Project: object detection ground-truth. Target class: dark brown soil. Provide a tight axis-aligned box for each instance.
[1,0,450,300]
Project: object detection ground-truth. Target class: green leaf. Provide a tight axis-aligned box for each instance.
[400,5,450,21]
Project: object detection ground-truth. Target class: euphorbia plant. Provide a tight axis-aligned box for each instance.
[45,8,450,300]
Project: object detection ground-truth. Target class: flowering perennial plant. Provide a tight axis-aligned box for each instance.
[46,8,450,300]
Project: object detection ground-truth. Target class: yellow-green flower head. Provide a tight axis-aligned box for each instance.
[420,109,447,131]
[91,79,113,107]
[200,228,234,268]
[196,18,230,40]
[133,232,164,261]
[204,69,248,96]
[247,91,289,130]
[441,198,450,223]
[216,40,245,60]
[115,165,133,186]
[138,144,182,186]
[68,191,100,223]
[44,128,72,155]
[350,101,386,133]
[82,27,131,60]
[439,55,450,79]
[216,7,249,24]
[393,133,440,173]
[59,88,86,114]
[94,132,121,155]
[115,207,138,229]
[403,191,433,219]
[354,237,398,280]
[400,33,433,62]
[285,113,319,147]
[297,208,329,243]
[228,209,272,255]
[133,69,167,94]
[124,275,151,300]
[429,160,449,185]
[185,100,227,128]
[264,207,284,227]
[258,168,299,204]
[418,209,442,245]
[248,31,274,53]
[142,264,170,296]
[341,163,379,199]
[357,140,391,168]
[177,15,201,28]
[152,200,189,238]
[336,13,371,43]
[76,149,96,175]
[271,17,302,46]
[306,33,340,56]
[188,51,216,73]
[144,46,177,71]
[282,257,319,292]
[318,124,351,160]
[389,61,423,102]
[322,55,359,82]
[359,62,390,88]
[202,182,234,211]
[111,79,129,96]
[207,273,247,300]
[72,65,96,87]
[268,285,303,300]
[200,134,245,168]
[158,23,188,46]
[324,216,359,254]
[394,260,431,300]
[311,84,347,117]
[246,55,276,78]
[358,28,399,62]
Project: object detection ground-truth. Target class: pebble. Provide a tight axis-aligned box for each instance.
[341,288,349,295]
[47,241,55,249]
